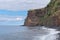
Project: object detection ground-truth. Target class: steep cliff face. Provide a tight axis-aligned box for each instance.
[24,8,47,26]
[24,0,60,26]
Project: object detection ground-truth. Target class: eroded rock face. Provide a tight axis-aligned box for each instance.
[24,0,60,26]
[24,8,47,26]
[50,11,60,26]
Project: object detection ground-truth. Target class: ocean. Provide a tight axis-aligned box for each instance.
[0,25,60,40]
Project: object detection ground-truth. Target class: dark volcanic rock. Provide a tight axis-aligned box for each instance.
[24,0,60,26]
[24,8,47,26]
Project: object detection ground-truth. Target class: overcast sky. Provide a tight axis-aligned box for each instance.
[0,0,50,25]
[0,0,50,10]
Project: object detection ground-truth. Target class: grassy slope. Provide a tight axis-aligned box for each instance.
[40,0,60,26]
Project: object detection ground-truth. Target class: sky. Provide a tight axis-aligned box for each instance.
[0,0,50,25]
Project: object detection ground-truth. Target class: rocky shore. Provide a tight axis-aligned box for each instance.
[24,0,60,27]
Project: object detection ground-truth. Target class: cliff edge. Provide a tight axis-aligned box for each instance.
[24,0,60,26]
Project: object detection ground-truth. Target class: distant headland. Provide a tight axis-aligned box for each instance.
[24,0,60,27]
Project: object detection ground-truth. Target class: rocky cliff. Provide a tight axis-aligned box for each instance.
[24,0,60,26]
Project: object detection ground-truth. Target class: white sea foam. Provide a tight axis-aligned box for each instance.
[0,26,60,40]
[33,26,60,40]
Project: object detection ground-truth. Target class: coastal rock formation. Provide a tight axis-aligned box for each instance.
[24,0,60,26]
[24,8,47,26]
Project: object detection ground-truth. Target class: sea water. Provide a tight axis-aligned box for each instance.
[0,25,60,40]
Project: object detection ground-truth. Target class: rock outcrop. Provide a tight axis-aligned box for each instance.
[24,0,60,26]
[24,8,47,26]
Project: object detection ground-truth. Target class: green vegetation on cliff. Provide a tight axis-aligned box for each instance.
[24,0,60,26]
[41,0,60,26]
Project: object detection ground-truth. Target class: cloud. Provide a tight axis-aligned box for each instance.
[0,15,25,22]
[0,0,50,10]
